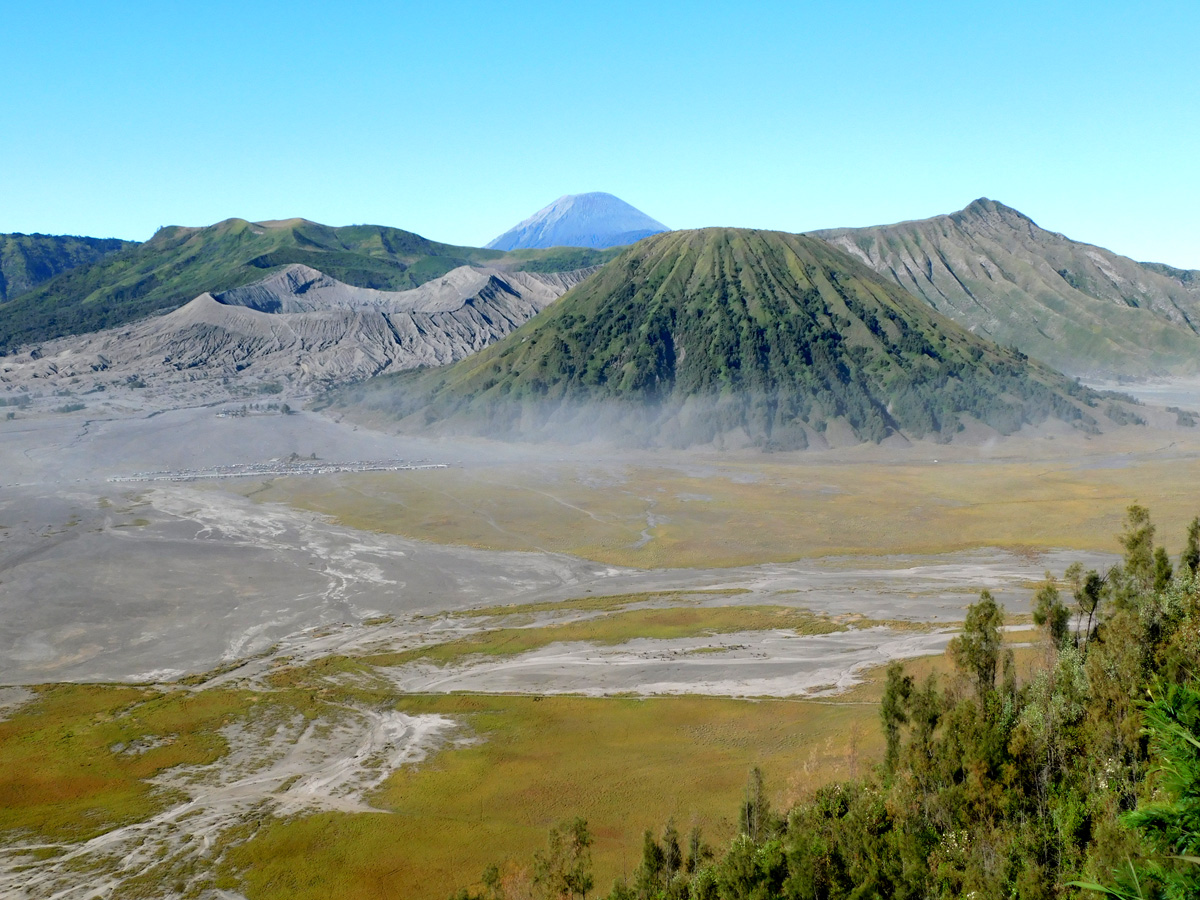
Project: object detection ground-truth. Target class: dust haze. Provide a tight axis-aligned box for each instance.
[7,373,1198,689]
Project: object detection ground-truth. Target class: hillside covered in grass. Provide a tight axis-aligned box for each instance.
[337,227,1112,448]
[0,232,132,302]
[0,218,619,353]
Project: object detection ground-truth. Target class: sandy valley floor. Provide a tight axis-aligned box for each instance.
[3,382,1200,899]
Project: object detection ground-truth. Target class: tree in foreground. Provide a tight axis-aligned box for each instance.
[534,818,594,900]
[1075,682,1200,899]
[947,587,1008,702]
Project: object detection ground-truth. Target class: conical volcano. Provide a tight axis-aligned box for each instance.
[343,228,1108,448]
[486,193,668,250]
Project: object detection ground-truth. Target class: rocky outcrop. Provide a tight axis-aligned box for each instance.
[0,264,596,395]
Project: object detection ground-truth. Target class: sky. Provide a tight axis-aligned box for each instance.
[2,1,1198,266]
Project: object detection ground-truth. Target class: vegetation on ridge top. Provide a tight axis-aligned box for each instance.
[0,218,619,353]
[0,232,132,303]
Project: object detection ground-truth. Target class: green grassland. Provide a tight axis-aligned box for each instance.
[220,692,883,900]
[0,596,1049,900]
[0,684,252,842]
[232,630,1043,900]
[240,441,1200,568]
[353,604,846,670]
[454,589,751,618]
[0,670,889,900]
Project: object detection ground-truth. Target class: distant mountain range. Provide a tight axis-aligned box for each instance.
[337,228,1118,449]
[0,233,132,302]
[486,192,669,250]
[4,196,1199,417]
[0,218,616,354]
[813,199,1200,376]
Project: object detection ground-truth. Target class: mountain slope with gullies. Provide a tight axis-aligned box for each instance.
[0,217,616,354]
[337,228,1118,449]
[486,192,669,250]
[812,199,1200,377]
[0,232,133,302]
[0,264,595,397]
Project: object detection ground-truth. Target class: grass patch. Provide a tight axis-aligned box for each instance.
[359,605,844,669]
[263,655,384,694]
[242,446,1200,568]
[0,678,406,846]
[174,658,250,686]
[0,684,252,842]
[455,588,751,618]
[2,640,958,898]
[220,693,882,900]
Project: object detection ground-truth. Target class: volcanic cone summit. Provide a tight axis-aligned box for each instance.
[344,227,1110,448]
[485,192,669,250]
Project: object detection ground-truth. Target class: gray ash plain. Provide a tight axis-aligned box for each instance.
[0,400,1118,690]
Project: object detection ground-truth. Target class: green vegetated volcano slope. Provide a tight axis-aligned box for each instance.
[813,199,1200,377]
[0,218,618,353]
[0,233,133,302]
[340,228,1109,449]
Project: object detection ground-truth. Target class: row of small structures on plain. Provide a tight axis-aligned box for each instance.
[107,459,449,483]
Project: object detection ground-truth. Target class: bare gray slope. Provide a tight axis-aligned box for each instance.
[211,263,583,314]
[813,199,1200,377]
[486,192,669,250]
[0,264,594,394]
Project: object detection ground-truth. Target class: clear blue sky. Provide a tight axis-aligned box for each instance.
[3,1,1198,266]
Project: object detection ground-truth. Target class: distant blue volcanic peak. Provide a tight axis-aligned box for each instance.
[485,192,669,250]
